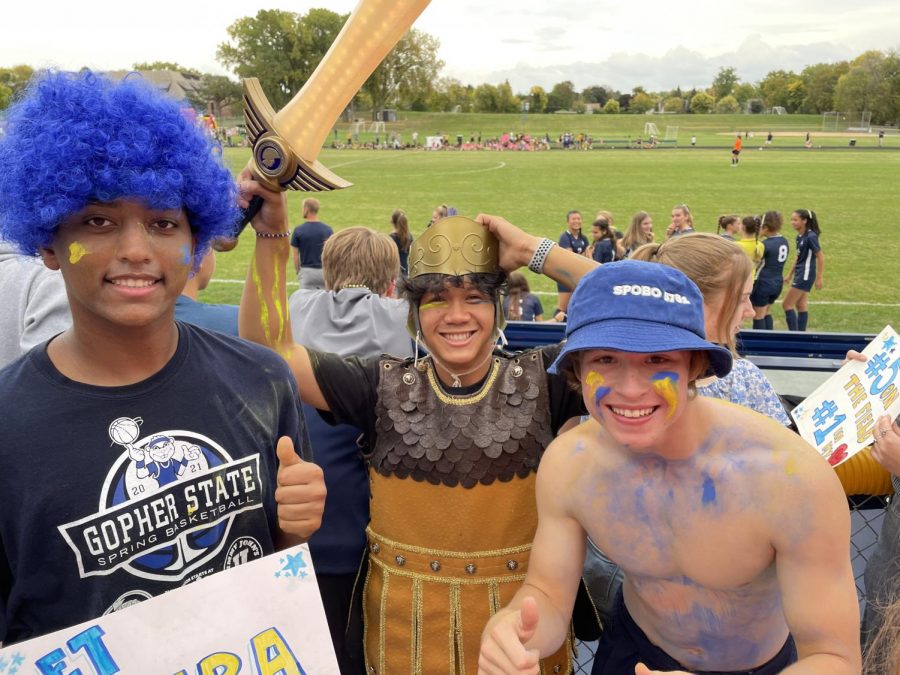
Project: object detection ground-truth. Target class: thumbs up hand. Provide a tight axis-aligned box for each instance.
[478,597,542,674]
[274,436,326,542]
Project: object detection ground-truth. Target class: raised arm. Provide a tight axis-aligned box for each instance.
[476,214,598,291]
[479,438,586,673]
[236,173,329,411]
[774,445,861,674]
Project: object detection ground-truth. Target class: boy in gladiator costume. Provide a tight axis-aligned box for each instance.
[237,174,596,673]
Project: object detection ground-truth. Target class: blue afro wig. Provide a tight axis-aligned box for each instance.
[0,70,239,265]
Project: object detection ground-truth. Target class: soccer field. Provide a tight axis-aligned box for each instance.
[208,145,900,334]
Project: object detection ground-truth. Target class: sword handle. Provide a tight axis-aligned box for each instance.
[215,197,264,252]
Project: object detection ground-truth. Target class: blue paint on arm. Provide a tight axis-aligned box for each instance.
[701,472,716,506]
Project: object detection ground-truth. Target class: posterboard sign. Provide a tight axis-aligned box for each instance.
[0,544,339,675]
[791,325,900,466]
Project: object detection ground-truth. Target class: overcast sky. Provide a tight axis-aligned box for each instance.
[3,0,897,92]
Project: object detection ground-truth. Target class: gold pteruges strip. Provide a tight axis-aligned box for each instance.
[379,570,389,675]
[370,555,527,586]
[426,358,501,406]
[488,580,501,616]
[363,562,373,673]
[368,527,531,559]
[455,583,466,675]
[449,584,460,675]
[412,578,423,675]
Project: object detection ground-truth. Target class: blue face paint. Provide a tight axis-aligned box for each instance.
[701,472,716,506]
[180,244,191,265]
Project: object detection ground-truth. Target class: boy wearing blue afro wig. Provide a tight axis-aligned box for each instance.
[0,71,326,645]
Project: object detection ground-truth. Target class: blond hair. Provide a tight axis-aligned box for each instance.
[864,591,900,675]
[322,227,399,295]
[622,211,654,253]
[303,197,320,216]
[631,233,751,355]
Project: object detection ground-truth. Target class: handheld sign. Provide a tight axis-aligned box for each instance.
[0,544,338,675]
[791,325,900,466]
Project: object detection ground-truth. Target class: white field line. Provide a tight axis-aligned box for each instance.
[206,279,900,307]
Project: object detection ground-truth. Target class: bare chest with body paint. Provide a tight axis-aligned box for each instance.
[566,425,799,670]
[569,422,804,587]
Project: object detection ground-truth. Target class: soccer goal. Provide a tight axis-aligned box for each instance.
[664,125,679,141]
[823,111,872,132]
[350,120,366,139]
[644,122,660,138]
[368,120,386,134]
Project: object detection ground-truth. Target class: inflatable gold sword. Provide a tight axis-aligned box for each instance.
[222,0,431,248]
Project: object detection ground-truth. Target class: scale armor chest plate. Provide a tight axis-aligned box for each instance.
[372,351,553,488]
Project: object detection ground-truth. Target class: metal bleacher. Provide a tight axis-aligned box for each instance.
[502,323,886,673]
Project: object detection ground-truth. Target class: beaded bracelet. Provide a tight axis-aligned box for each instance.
[255,230,290,238]
[528,238,556,274]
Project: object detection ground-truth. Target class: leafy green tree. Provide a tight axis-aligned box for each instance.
[473,83,499,112]
[217,8,346,110]
[663,96,684,113]
[711,66,739,100]
[629,91,657,113]
[527,85,548,114]
[0,65,34,100]
[581,85,608,104]
[362,28,443,114]
[494,80,520,113]
[834,51,888,119]
[799,62,849,113]
[732,82,758,105]
[132,61,202,78]
[0,82,12,111]
[690,91,715,113]
[546,80,577,112]
[758,70,799,110]
[190,74,243,117]
[602,98,620,114]
[428,78,473,112]
[715,95,741,114]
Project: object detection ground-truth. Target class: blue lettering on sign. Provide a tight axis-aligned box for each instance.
[35,625,119,675]
[870,355,900,396]
[811,400,846,445]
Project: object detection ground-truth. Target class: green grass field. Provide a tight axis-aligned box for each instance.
[205,141,900,335]
[220,111,900,149]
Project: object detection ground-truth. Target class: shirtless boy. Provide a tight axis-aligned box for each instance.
[479,260,860,674]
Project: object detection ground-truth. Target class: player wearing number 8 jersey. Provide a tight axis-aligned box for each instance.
[751,211,790,330]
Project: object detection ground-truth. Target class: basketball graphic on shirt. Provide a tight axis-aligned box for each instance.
[108,416,142,445]
[102,427,232,582]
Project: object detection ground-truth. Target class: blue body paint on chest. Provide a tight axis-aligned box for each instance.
[701,472,716,506]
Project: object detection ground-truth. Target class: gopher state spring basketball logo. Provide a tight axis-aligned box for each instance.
[58,416,265,582]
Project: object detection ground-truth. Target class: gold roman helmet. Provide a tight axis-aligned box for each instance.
[406,216,506,336]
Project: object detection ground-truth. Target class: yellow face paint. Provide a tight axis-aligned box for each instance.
[68,241,89,264]
[651,372,679,420]
[585,371,611,407]
[419,300,448,312]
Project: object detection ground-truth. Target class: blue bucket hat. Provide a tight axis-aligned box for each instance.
[548,260,733,378]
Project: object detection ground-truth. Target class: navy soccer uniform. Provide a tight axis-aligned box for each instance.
[751,235,790,306]
[592,239,615,264]
[558,230,588,254]
[791,230,821,291]
[557,230,589,292]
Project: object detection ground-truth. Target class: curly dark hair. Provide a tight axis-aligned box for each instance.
[0,70,238,265]
[398,272,508,330]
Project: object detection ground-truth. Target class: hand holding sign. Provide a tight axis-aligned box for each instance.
[275,436,325,541]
